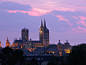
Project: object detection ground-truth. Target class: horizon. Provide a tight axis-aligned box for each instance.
[0,0,86,47]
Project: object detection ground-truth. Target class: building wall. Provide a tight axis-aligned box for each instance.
[39,22,49,47]
[22,28,29,42]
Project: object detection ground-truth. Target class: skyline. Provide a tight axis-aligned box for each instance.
[0,0,86,47]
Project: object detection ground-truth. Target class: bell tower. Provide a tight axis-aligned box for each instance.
[39,19,44,41]
[39,19,49,47]
[22,28,29,42]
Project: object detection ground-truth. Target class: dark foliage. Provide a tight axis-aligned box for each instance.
[1,46,26,65]
[30,58,38,65]
[68,44,86,65]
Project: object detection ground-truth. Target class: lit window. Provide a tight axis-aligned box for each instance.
[38,57,40,60]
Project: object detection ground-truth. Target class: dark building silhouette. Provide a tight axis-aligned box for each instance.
[22,28,29,42]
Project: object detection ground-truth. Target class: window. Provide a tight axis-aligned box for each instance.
[27,57,30,60]
[38,57,40,60]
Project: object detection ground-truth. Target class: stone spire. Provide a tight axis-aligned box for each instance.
[44,19,46,28]
[41,19,43,28]
[7,37,8,41]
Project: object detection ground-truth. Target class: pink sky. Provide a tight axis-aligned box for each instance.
[1,0,86,12]
[0,0,86,47]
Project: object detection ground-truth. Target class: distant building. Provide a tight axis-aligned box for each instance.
[12,39,25,49]
[12,19,49,51]
[22,28,29,42]
[39,19,49,47]
[0,41,1,47]
[57,40,62,51]
[25,54,52,65]
[6,37,10,47]
[46,40,71,56]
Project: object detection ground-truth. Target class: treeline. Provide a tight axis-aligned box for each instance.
[1,44,86,65]
[0,46,38,65]
[47,44,86,65]
[0,46,26,65]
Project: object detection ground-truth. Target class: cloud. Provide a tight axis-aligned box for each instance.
[72,16,78,20]
[1,0,86,12]
[6,8,51,16]
[76,16,86,27]
[1,1,86,46]
[56,15,72,26]
[0,1,32,10]
[79,16,86,21]
[78,26,86,31]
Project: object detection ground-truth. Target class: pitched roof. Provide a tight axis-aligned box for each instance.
[14,40,23,43]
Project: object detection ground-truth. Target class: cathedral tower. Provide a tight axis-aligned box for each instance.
[22,28,29,42]
[39,20,44,41]
[39,19,49,47]
[6,37,10,47]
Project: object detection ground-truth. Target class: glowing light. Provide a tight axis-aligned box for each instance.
[64,49,70,53]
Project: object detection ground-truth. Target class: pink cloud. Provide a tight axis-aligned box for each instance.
[79,16,86,21]
[67,27,86,33]
[6,10,17,13]
[1,0,86,12]
[77,20,86,26]
[56,15,72,26]
[72,16,78,20]
[78,26,86,31]
[6,8,51,16]
[76,16,86,27]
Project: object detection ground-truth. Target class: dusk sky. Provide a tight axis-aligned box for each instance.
[0,0,86,47]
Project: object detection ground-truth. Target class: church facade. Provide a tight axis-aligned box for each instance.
[12,19,49,50]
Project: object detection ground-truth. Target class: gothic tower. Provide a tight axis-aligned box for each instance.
[39,19,49,47]
[22,28,29,42]
[39,20,44,41]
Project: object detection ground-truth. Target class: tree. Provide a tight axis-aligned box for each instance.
[2,46,13,65]
[2,47,26,65]
[47,60,57,65]
[68,44,86,65]
[30,58,38,65]
[11,49,26,65]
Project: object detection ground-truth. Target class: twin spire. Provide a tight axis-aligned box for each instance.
[41,19,46,28]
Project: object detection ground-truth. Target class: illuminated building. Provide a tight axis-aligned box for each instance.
[39,19,49,47]
[25,19,49,50]
[63,40,71,53]
[0,41,1,47]
[12,39,25,49]
[46,40,71,56]
[12,19,49,50]
[57,40,62,51]
[6,37,10,47]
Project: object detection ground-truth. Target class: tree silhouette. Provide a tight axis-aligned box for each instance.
[30,58,38,65]
[2,46,26,65]
[68,44,86,65]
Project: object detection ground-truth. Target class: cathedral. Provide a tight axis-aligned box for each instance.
[12,19,49,50]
